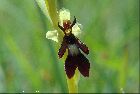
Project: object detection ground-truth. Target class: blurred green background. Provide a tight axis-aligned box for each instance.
[0,0,139,93]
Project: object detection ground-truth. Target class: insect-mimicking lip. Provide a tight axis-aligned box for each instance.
[58,16,90,79]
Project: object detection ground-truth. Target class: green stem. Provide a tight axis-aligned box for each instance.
[67,68,79,93]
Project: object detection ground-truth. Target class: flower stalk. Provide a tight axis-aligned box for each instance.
[67,68,79,93]
[45,0,58,27]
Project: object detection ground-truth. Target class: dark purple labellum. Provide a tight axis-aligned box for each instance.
[58,17,90,79]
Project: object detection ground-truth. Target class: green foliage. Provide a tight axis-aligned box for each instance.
[0,0,139,93]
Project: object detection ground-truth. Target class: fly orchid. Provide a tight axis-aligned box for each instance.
[46,8,90,79]
[58,15,90,79]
